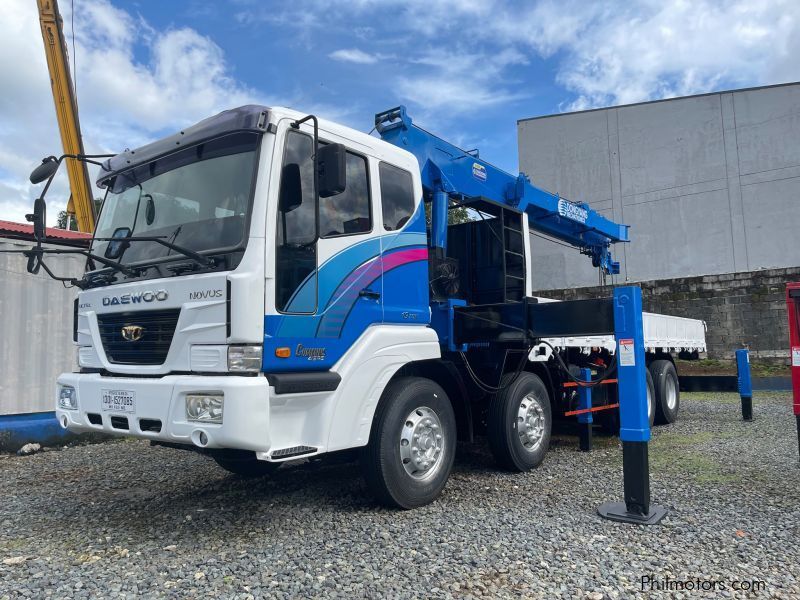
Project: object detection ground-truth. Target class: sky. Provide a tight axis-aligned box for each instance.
[1,0,798,224]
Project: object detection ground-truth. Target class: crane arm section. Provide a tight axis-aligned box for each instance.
[37,0,94,232]
[375,106,628,275]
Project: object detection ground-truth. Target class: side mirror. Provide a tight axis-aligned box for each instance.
[26,197,46,241]
[279,163,302,213]
[29,156,60,184]
[144,194,156,225]
[26,251,41,275]
[318,143,346,198]
[104,226,132,259]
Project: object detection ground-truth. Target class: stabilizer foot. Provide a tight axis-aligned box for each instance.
[597,501,668,525]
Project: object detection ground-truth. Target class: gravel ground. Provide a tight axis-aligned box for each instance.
[2,392,799,599]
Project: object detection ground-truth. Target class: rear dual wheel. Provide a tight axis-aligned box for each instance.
[650,359,680,424]
[600,369,656,434]
[488,373,552,471]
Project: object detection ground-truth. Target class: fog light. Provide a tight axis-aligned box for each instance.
[58,385,78,410]
[227,345,262,372]
[186,394,224,423]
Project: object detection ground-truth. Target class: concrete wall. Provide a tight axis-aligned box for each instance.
[518,83,800,290]
[0,238,81,415]
[536,267,799,361]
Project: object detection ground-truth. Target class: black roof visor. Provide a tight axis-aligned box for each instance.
[96,105,270,188]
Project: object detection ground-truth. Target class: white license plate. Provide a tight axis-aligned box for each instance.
[101,389,136,413]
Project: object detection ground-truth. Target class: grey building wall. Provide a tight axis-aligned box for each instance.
[0,238,81,415]
[518,82,800,290]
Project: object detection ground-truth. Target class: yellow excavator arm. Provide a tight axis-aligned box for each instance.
[37,0,95,232]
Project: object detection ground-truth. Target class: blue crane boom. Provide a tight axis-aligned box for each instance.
[375,106,628,275]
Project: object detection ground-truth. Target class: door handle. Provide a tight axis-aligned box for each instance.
[359,289,381,300]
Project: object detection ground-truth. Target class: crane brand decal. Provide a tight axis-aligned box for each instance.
[102,290,168,306]
[472,162,487,182]
[295,344,326,361]
[557,198,589,224]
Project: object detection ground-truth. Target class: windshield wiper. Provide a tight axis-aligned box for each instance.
[93,235,216,268]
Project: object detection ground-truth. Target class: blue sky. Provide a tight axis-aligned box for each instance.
[1,0,798,223]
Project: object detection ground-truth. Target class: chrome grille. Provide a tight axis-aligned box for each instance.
[97,309,180,365]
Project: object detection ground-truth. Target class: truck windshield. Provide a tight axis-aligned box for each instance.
[91,132,260,272]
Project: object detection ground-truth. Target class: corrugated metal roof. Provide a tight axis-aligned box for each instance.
[0,220,91,245]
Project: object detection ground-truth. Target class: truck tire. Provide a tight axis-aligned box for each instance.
[488,372,552,471]
[650,359,680,424]
[362,377,456,509]
[599,371,656,434]
[212,449,279,478]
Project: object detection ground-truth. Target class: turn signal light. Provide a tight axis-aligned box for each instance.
[275,347,291,358]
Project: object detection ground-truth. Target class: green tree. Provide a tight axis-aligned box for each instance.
[54,197,103,231]
[55,210,78,231]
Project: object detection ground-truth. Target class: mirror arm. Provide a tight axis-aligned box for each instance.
[33,254,86,288]
[35,152,116,202]
[15,246,139,276]
[290,114,321,241]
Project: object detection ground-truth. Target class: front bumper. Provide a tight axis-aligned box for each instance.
[55,372,270,452]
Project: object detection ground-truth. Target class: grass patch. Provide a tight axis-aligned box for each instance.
[0,538,30,552]
[682,392,740,403]
[649,431,739,484]
[676,359,790,377]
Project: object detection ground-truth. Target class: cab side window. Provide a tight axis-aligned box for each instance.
[319,152,371,237]
[379,162,415,231]
[276,130,317,313]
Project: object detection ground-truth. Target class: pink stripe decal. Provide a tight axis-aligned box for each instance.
[316,247,427,338]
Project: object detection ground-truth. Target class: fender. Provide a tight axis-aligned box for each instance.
[325,325,440,452]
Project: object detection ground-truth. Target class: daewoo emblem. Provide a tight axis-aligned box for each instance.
[121,325,145,342]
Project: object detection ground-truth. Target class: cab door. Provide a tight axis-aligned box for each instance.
[263,125,383,372]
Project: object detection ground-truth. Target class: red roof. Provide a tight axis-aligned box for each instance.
[0,220,91,245]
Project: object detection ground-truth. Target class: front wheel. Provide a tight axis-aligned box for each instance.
[362,377,456,509]
[488,372,552,471]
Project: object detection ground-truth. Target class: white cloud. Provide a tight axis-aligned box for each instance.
[329,48,379,64]
[544,0,800,110]
[255,0,800,114]
[0,0,273,225]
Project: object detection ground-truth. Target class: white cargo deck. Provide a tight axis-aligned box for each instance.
[530,297,707,357]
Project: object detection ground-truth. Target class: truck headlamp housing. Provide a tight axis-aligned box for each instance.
[58,385,78,410]
[227,345,262,372]
[186,394,224,423]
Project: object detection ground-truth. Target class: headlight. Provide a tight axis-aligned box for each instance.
[186,394,224,423]
[58,386,78,410]
[227,345,262,372]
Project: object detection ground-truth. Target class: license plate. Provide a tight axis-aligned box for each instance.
[101,389,136,413]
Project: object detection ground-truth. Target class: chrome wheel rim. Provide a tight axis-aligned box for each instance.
[647,381,654,423]
[400,406,445,480]
[665,375,678,410]
[517,393,545,452]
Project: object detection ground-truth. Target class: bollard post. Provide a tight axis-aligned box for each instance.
[598,286,667,525]
[578,367,592,452]
[787,284,800,459]
[736,348,753,421]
